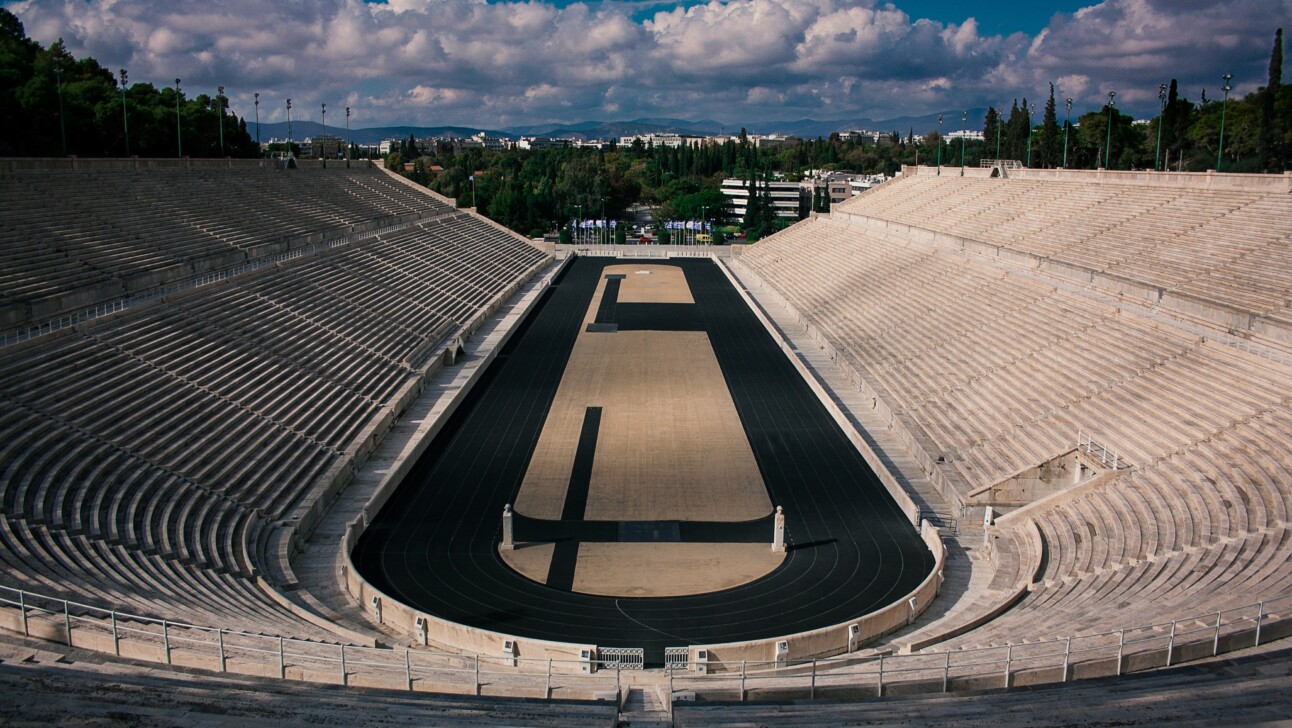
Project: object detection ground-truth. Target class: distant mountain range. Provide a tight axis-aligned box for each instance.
[248,110,991,146]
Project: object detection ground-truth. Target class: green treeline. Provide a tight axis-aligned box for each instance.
[389,133,998,240]
[0,10,257,158]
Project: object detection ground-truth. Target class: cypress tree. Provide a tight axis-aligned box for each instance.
[1040,84,1060,168]
[982,106,1000,160]
[1258,28,1283,169]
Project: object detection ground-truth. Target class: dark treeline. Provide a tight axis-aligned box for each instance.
[389,131,993,240]
[0,10,257,158]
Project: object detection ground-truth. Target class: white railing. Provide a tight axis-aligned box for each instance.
[1,584,1287,702]
[1077,429,1129,470]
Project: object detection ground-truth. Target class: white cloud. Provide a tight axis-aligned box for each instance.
[4,0,1287,128]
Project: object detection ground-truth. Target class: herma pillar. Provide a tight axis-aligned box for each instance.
[502,503,514,551]
[772,506,786,553]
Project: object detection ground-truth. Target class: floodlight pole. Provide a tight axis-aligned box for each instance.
[1025,102,1034,168]
[175,78,183,158]
[960,111,967,175]
[254,93,260,150]
[1104,91,1116,169]
[55,66,67,156]
[321,102,327,162]
[1155,84,1167,171]
[286,98,293,157]
[1063,98,1072,169]
[119,69,129,157]
[217,85,225,157]
[1217,73,1233,172]
[995,102,1002,160]
[345,106,351,163]
[936,114,943,175]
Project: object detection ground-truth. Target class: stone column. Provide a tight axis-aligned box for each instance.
[502,503,514,551]
[772,506,786,553]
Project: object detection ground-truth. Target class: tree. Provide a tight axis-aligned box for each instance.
[1259,28,1283,170]
[1004,100,1029,161]
[982,106,1000,160]
[1161,80,1196,170]
[0,10,257,158]
[1040,84,1061,168]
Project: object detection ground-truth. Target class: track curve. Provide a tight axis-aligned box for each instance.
[352,257,934,664]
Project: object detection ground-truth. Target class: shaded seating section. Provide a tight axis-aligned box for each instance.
[0,165,550,639]
[737,174,1292,647]
[0,164,456,327]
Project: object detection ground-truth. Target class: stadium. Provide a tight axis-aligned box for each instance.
[0,153,1289,726]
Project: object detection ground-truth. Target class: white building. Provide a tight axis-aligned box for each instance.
[839,129,884,143]
[721,178,805,221]
[517,137,572,150]
[618,133,704,148]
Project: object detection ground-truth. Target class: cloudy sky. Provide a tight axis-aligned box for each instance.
[6,0,1288,129]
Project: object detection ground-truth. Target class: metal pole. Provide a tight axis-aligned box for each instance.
[960,110,967,175]
[1217,74,1233,171]
[175,79,182,158]
[55,66,67,156]
[217,85,225,157]
[405,649,413,691]
[1063,98,1072,168]
[1214,612,1223,656]
[1026,103,1033,167]
[810,658,816,699]
[1063,636,1072,682]
[942,651,951,692]
[119,69,130,157]
[1155,84,1167,171]
[877,652,884,697]
[19,590,28,637]
[278,636,285,678]
[741,660,747,701]
[286,98,293,158]
[546,658,552,699]
[474,654,479,695]
[936,114,943,175]
[63,600,71,647]
[1104,91,1115,169]
[339,644,346,686]
[995,102,1002,160]
[254,93,260,149]
[346,107,351,163]
[1004,644,1012,688]
[321,102,327,161]
[162,620,170,664]
[1167,621,1177,666]
[1256,602,1265,646]
[218,629,226,672]
[111,611,119,655]
[1117,629,1126,675]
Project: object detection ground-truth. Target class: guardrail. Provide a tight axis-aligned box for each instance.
[2,584,1287,702]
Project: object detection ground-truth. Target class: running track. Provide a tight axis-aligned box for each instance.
[351,257,934,664]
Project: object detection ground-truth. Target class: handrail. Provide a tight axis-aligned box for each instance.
[1,583,1287,700]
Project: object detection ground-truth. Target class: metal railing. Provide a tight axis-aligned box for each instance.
[1077,429,1129,470]
[1,584,1287,702]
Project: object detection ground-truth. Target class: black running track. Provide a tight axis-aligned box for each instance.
[352,257,934,664]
